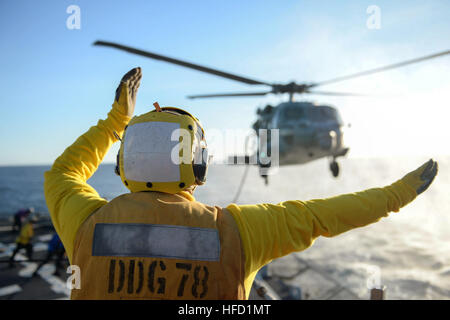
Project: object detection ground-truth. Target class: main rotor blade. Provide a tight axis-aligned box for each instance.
[94,40,270,86]
[306,90,368,96]
[187,91,271,99]
[310,49,450,87]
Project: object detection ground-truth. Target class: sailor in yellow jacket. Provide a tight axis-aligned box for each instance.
[9,217,35,267]
[44,67,438,300]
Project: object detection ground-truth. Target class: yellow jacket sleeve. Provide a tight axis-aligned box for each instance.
[44,102,130,261]
[226,180,417,295]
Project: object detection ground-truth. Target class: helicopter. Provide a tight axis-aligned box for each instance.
[93,41,449,183]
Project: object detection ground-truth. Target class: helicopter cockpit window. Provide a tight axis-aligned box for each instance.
[311,108,339,122]
[282,106,305,120]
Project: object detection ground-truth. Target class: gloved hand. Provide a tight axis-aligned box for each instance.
[400,159,438,195]
[113,67,142,117]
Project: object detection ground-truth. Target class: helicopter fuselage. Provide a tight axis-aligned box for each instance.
[253,101,349,167]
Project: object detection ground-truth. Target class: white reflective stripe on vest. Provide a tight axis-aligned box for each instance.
[92,223,221,261]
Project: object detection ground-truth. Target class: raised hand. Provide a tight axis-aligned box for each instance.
[114,67,142,117]
[400,159,438,195]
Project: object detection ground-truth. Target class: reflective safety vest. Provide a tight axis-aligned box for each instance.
[71,192,246,299]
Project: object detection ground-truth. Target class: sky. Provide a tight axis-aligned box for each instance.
[0,0,449,166]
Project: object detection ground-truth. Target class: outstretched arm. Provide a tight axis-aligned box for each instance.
[226,160,438,286]
[44,68,142,261]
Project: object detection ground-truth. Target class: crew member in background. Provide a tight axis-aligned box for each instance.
[9,216,35,267]
[44,68,438,299]
[12,207,34,232]
[32,233,66,277]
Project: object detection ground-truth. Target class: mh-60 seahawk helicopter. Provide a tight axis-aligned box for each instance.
[94,41,449,183]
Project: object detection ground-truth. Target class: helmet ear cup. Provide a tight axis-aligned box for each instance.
[115,150,121,176]
[193,164,207,185]
[193,147,208,184]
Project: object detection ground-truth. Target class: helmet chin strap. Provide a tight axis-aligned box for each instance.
[184,184,198,195]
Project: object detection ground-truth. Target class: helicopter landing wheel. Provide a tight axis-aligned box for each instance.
[330,160,339,178]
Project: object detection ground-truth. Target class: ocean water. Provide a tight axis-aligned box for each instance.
[0,155,449,299]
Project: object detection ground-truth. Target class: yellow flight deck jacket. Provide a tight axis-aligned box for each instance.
[16,222,34,245]
[44,105,417,299]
